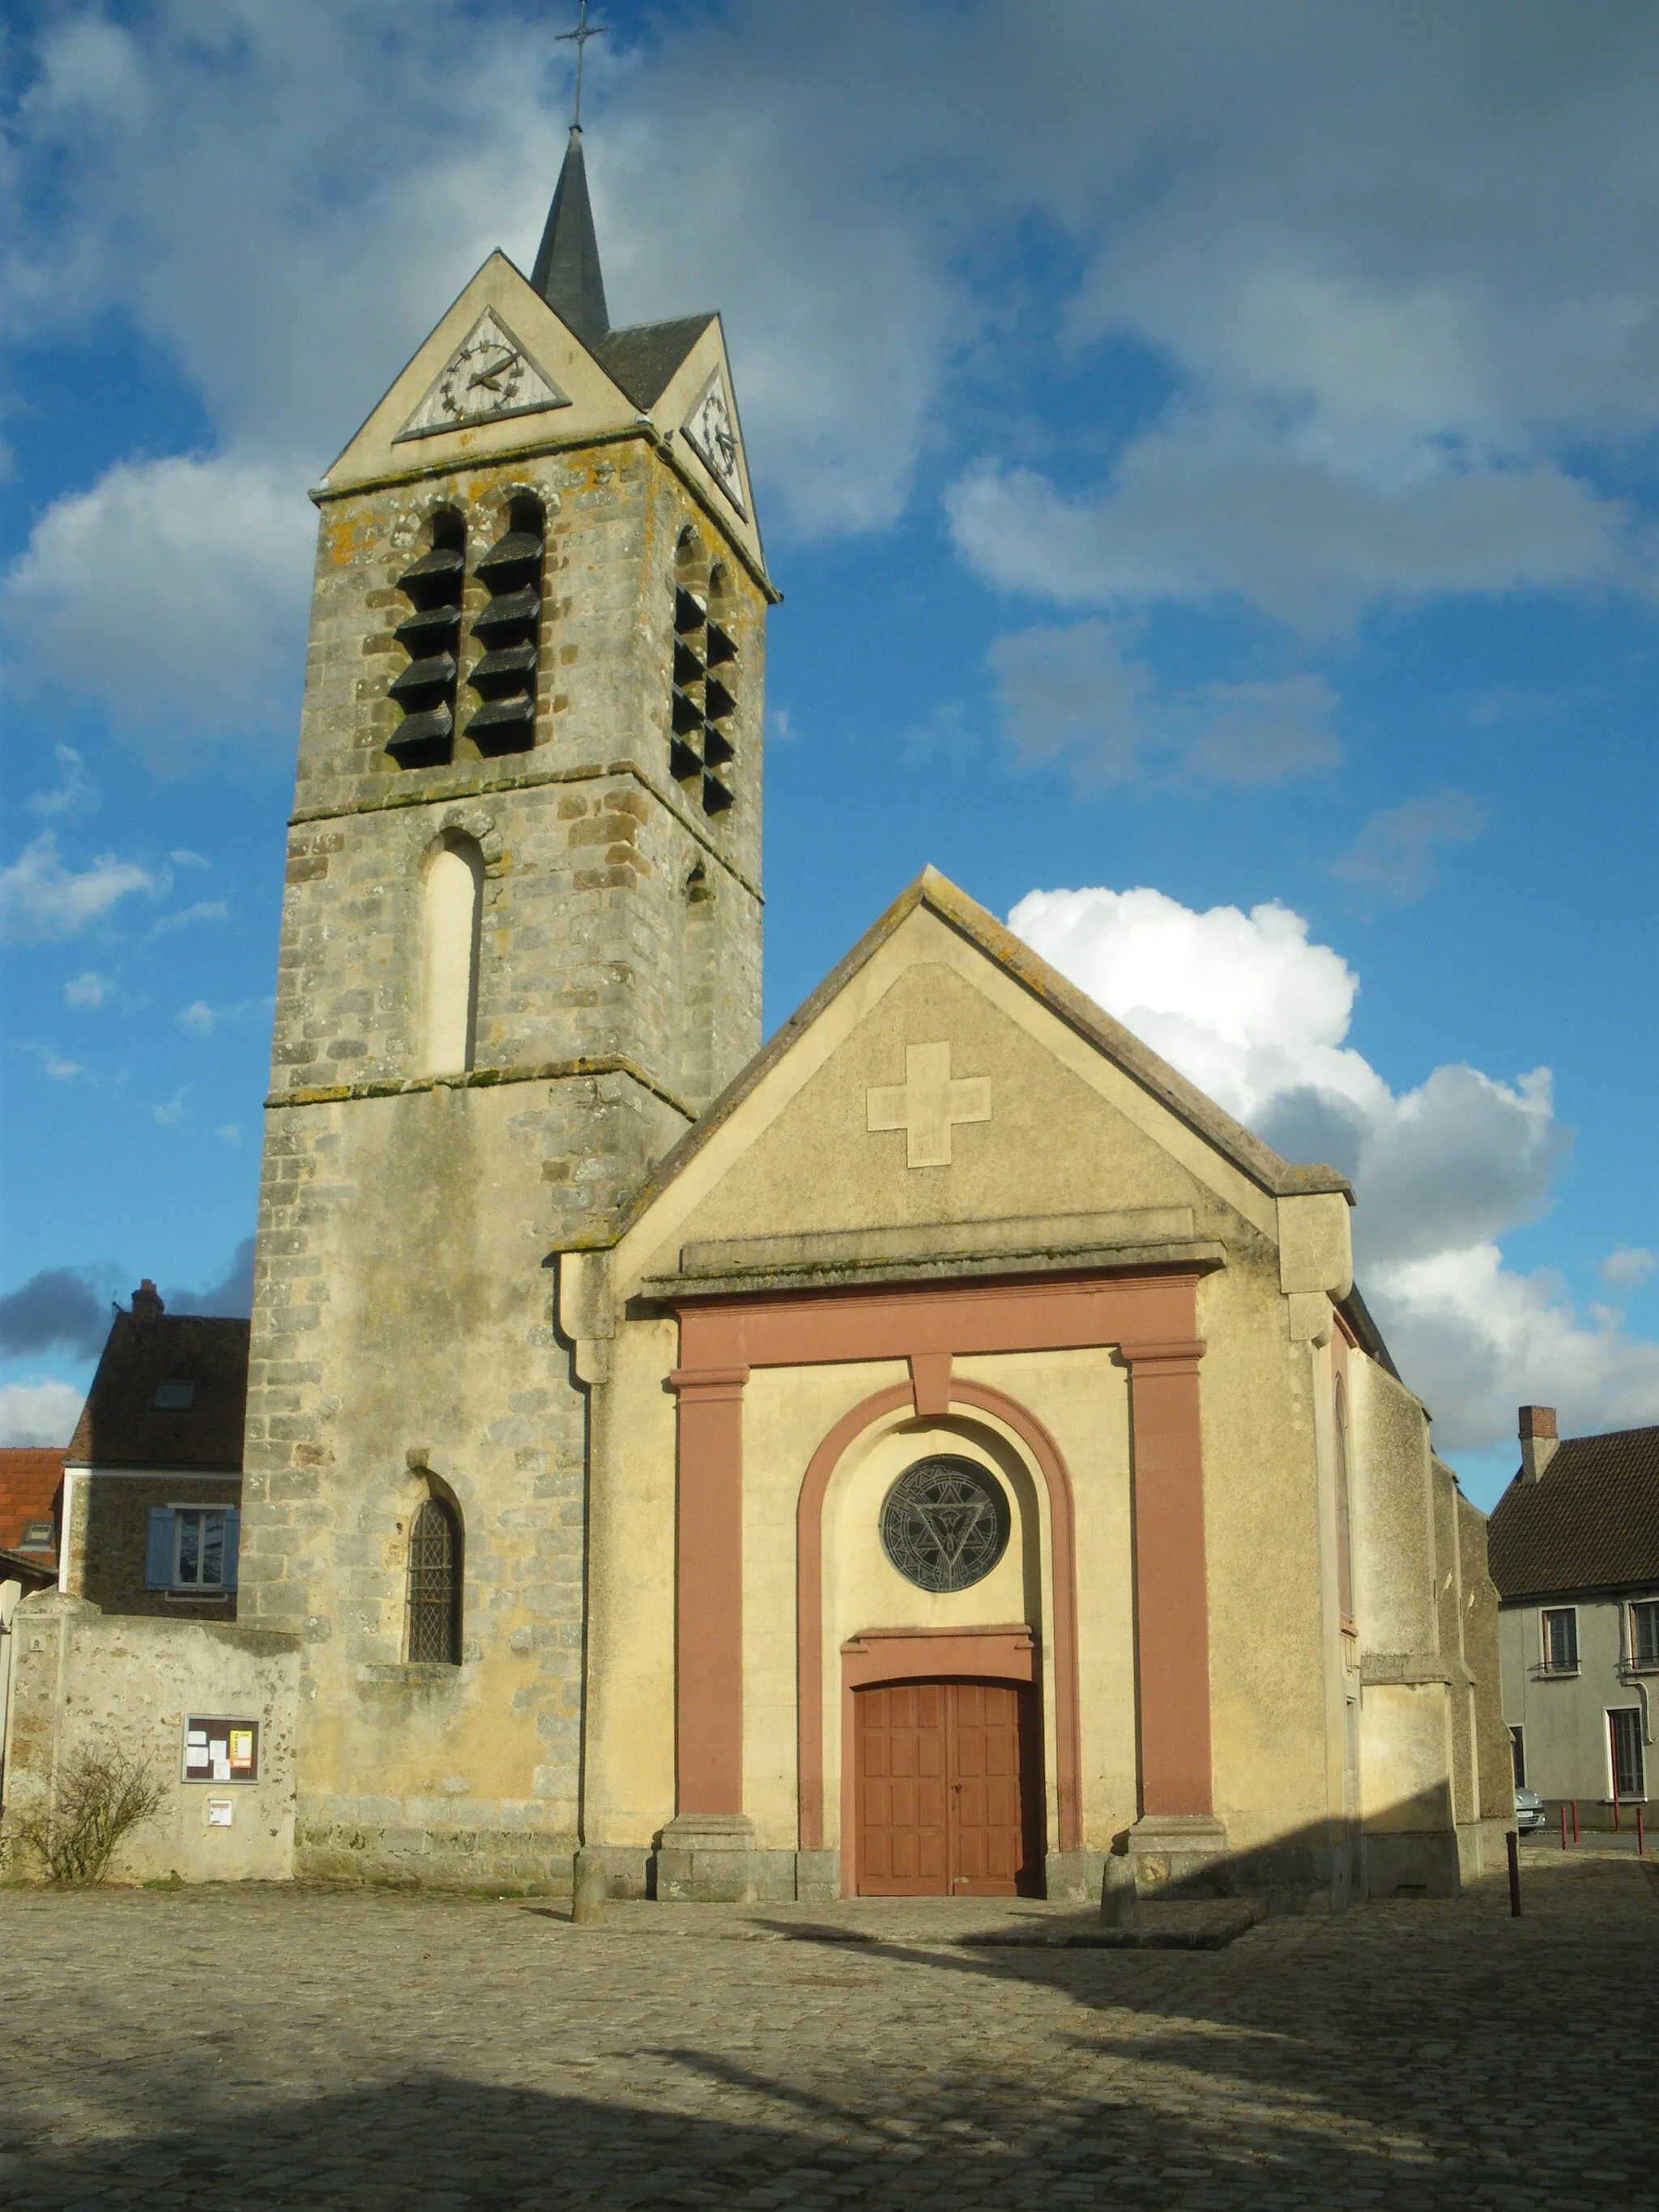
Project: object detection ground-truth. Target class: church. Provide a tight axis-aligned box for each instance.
[11,124,1510,1907]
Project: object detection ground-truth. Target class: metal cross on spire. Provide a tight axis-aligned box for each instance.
[557,0,606,130]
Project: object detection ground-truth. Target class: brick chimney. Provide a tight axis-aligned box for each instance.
[130,1279,165,1323]
[1519,1404,1559,1484]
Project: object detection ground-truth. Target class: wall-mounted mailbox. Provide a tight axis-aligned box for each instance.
[182,1716,260,1785]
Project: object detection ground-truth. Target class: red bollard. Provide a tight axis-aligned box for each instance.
[1506,1831,1522,1916]
[1560,1803,1568,1850]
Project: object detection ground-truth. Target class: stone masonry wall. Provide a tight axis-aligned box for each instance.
[236,424,769,1885]
[1,1592,299,1884]
[288,433,765,1102]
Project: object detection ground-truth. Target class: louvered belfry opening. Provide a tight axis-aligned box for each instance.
[668,528,736,816]
[407,1496,462,1664]
[467,496,544,755]
[388,511,466,766]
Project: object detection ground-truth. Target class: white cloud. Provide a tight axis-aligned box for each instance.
[990,620,1339,786]
[2,454,315,753]
[149,901,228,938]
[17,1043,83,1081]
[948,443,1637,637]
[1009,881,1654,1451]
[1600,1246,1657,1290]
[0,833,161,942]
[63,971,112,1007]
[1370,1247,1659,1453]
[11,4,1659,722]
[25,745,99,819]
[175,997,264,1036]
[1331,789,1490,905]
[0,1378,83,1448]
[149,1089,191,1127]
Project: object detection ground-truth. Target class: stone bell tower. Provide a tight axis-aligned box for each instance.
[237,125,774,1886]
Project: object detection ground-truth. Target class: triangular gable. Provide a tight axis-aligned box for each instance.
[595,867,1351,1292]
[648,317,766,569]
[318,259,770,580]
[394,308,572,441]
[320,254,657,496]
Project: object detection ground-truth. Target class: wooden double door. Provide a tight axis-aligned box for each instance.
[854,1678,1043,1895]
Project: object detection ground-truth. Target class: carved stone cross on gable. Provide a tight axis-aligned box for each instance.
[867,1042,992,1168]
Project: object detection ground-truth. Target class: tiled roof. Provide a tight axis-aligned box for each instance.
[0,1447,65,1554]
[594,315,717,411]
[66,1300,249,1470]
[1486,1425,1659,1600]
[0,1541,58,1591]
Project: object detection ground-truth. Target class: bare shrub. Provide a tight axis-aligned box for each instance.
[16,1748,164,1884]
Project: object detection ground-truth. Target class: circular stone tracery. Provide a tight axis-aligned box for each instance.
[879,1455,1011,1594]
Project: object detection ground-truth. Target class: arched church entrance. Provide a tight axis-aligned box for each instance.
[841,1625,1047,1897]
[854,1674,1043,1896]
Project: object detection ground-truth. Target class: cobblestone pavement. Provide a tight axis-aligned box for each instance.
[2,1848,1654,2210]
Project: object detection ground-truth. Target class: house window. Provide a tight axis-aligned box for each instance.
[1610,1708,1646,1800]
[145,1506,240,1594]
[19,1518,55,1550]
[407,1497,461,1664]
[1540,1606,1578,1673]
[153,1378,196,1410]
[1631,1600,1659,1671]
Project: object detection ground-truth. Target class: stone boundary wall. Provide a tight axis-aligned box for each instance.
[1,1592,299,1884]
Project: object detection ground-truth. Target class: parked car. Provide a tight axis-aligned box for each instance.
[1516,1786,1547,1832]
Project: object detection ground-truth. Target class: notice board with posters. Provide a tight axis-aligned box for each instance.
[182,1716,260,1785]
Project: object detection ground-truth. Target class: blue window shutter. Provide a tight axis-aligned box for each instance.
[222,1508,241,1591]
[144,1508,175,1590]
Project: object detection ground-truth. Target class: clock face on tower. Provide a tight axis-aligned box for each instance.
[394,309,571,442]
[681,369,748,518]
[441,334,527,420]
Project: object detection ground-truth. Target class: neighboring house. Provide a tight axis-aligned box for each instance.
[61,1281,248,1619]
[0,1446,64,1572]
[1488,1406,1659,1822]
[1,1447,65,1807]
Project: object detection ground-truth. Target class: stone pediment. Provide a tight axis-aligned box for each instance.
[592,869,1351,1306]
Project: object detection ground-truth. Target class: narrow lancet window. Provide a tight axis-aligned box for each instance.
[420,833,483,1074]
[467,496,544,754]
[407,1497,462,1664]
[389,510,465,766]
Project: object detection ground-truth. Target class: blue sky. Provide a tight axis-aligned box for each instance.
[3,0,1657,1505]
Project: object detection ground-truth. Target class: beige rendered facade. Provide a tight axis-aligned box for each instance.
[563,873,1510,1906]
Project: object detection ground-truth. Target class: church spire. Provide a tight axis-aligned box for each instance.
[531,126,610,350]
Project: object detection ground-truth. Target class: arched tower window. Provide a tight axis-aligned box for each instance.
[389,509,465,767]
[668,526,735,816]
[1333,1373,1354,1629]
[467,495,544,755]
[420,833,483,1074]
[407,1496,462,1664]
